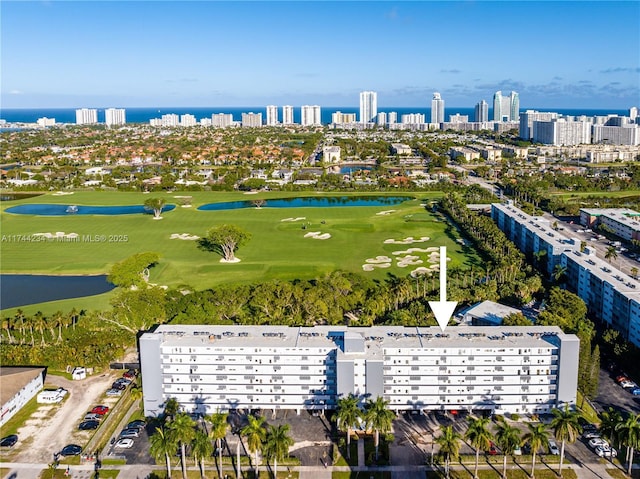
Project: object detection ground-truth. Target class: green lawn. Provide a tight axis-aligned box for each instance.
[549,190,640,200]
[1,191,484,314]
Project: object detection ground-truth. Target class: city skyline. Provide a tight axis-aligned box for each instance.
[2,1,639,110]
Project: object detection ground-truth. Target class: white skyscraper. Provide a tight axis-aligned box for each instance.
[377,112,387,125]
[241,112,263,127]
[475,100,489,122]
[105,108,126,126]
[212,113,233,128]
[75,108,98,125]
[388,112,398,124]
[431,92,445,124]
[630,107,638,122]
[266,105,279,126]
[493,91,520,122]
[180,114,197,127]
[282,106,294,125]
[359,91,377,124]
[301,105,321,126]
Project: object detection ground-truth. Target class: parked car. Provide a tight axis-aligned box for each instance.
[114,438,134,449]
[0,435,18,448]
[91,405,109,415]
[84,413,102,421]
[106,388,123,396]
[581,422,598,433]
[123,369,138,379]
[522,443,531,455]
[620,380,638,389]
[127,420,146,431]
[487,442,498,455]
[588,438,609,449]
[548,440,560,455]
[60,444,82,456]
[615,375,629,383]
[583,431,601,439]
[630,388,640,396]
[78,420,100,430]
[119,428,140,438]
[513,446,522,456]
[595,445,618,458]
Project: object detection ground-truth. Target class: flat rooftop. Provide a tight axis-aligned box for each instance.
[148,325,572,350]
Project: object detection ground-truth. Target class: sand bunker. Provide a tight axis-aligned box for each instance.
[33,232,78,239]
[281,217,307,222]
[170,233,200,240]
[426,247,439,252]
[376,210,397,216]
[384,236,430,244]
[397,255,424,267]
[366,256,393,264]
[243,191,259,195]
[304,231,331,240]
[362,263,392,271]
[392,248,431,256]
[410,267,431,277]
[52,191,74,196]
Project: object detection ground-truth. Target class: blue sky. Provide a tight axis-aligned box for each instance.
[2,1,639,109]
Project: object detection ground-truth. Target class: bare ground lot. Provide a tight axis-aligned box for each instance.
[10,371,118,463]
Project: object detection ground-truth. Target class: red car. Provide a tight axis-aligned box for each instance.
[91,406,109,415]
[487,442,498,455]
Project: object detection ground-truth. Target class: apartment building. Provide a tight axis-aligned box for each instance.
[491,202,577,277]
[139,324,578,417]
[492,202,640,349]
[580,208,640,241]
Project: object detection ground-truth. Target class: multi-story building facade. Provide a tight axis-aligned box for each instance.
[388,112,398,124]
[579,208,640,241]
[105,108,126,126]
[212,113,234,128]
[266,105,279,126]
[519,110,559,140]
[401,113,426,125]
[282,106,294,125]
[431,92,445,124]
[161,114,180,127]
[377,112,387,125]
[359,91,377,124]
[592,124,640,146]
[493,91,519,122]
[533,119,591,146]
[75,108,98,125]
[180,114,197,127]
[449,114,469,123]
[36,117,56,127]
[475,100,489,123]
[492,202,640,349]
[140,324,578,417]
[301,105,321,126]
[331,112,357,125]
[241,112,263,128]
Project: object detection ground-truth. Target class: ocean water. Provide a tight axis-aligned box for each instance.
[0,107,629,126]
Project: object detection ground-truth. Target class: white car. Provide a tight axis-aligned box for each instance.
[114,438,134,449]
[548,440,560,455]
[621,380,638,389]
[588,438,609,449]
[595,445,617,458]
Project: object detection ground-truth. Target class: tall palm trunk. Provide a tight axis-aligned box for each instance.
[165,452,172,479]
[346,427,351,459]
[628,447,635,476]
[474,447,480,479]
[502,454,508,479]
[180,442,187,479]
[531,451,537,479]
[274,458,278,479]
[558,440,565,476]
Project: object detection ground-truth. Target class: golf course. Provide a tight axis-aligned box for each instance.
[1,190,484,313]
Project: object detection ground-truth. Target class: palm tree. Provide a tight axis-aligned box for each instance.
[552,264,567,285]
[465,416,493,479]
[169,412,196,479]
[523,422,549,479]
[33,311,46,346]
[163,397,180,422]
[205,412,228,479]
[191,428,213,479]
[150,426,178,479]
[14,309,25,344]
[130,386,143,403]
[495,420,521,479]
[52,310,65,342]
[632,266,639,279]
[435,425,461,479]
[363,396,395,461]
[616,412,640,476]
[550,406,582,476]
[600,407,623,449]
[241,414,267,477]
[336,394,361,460]
[605,246,618,264]
[1,316,14,344]
[144,197,167,219]
[263,424,294,479]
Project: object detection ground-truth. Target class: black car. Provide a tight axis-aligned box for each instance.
[78,420,100,430]
[127,419,146,431]
[0,434,18,448]
[111,382,127,390]
[60,444,82,456]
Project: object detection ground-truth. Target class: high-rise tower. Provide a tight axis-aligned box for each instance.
[431,92,445,124]
[475,100,488,122]
[359,91,377,124]
[266,105,279,126]
[493,91,520,122]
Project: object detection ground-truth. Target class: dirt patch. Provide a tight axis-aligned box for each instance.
[14,372,118,463]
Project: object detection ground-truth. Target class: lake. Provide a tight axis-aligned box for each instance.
[0,274,115,310]
[198,195,412,211]
[5,204,177,216]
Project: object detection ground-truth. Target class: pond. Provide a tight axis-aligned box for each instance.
[5,204,176,216]
[0,274,115,309]
[198,195,412,211]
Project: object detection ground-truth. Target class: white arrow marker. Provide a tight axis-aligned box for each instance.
[428,246,458,332]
